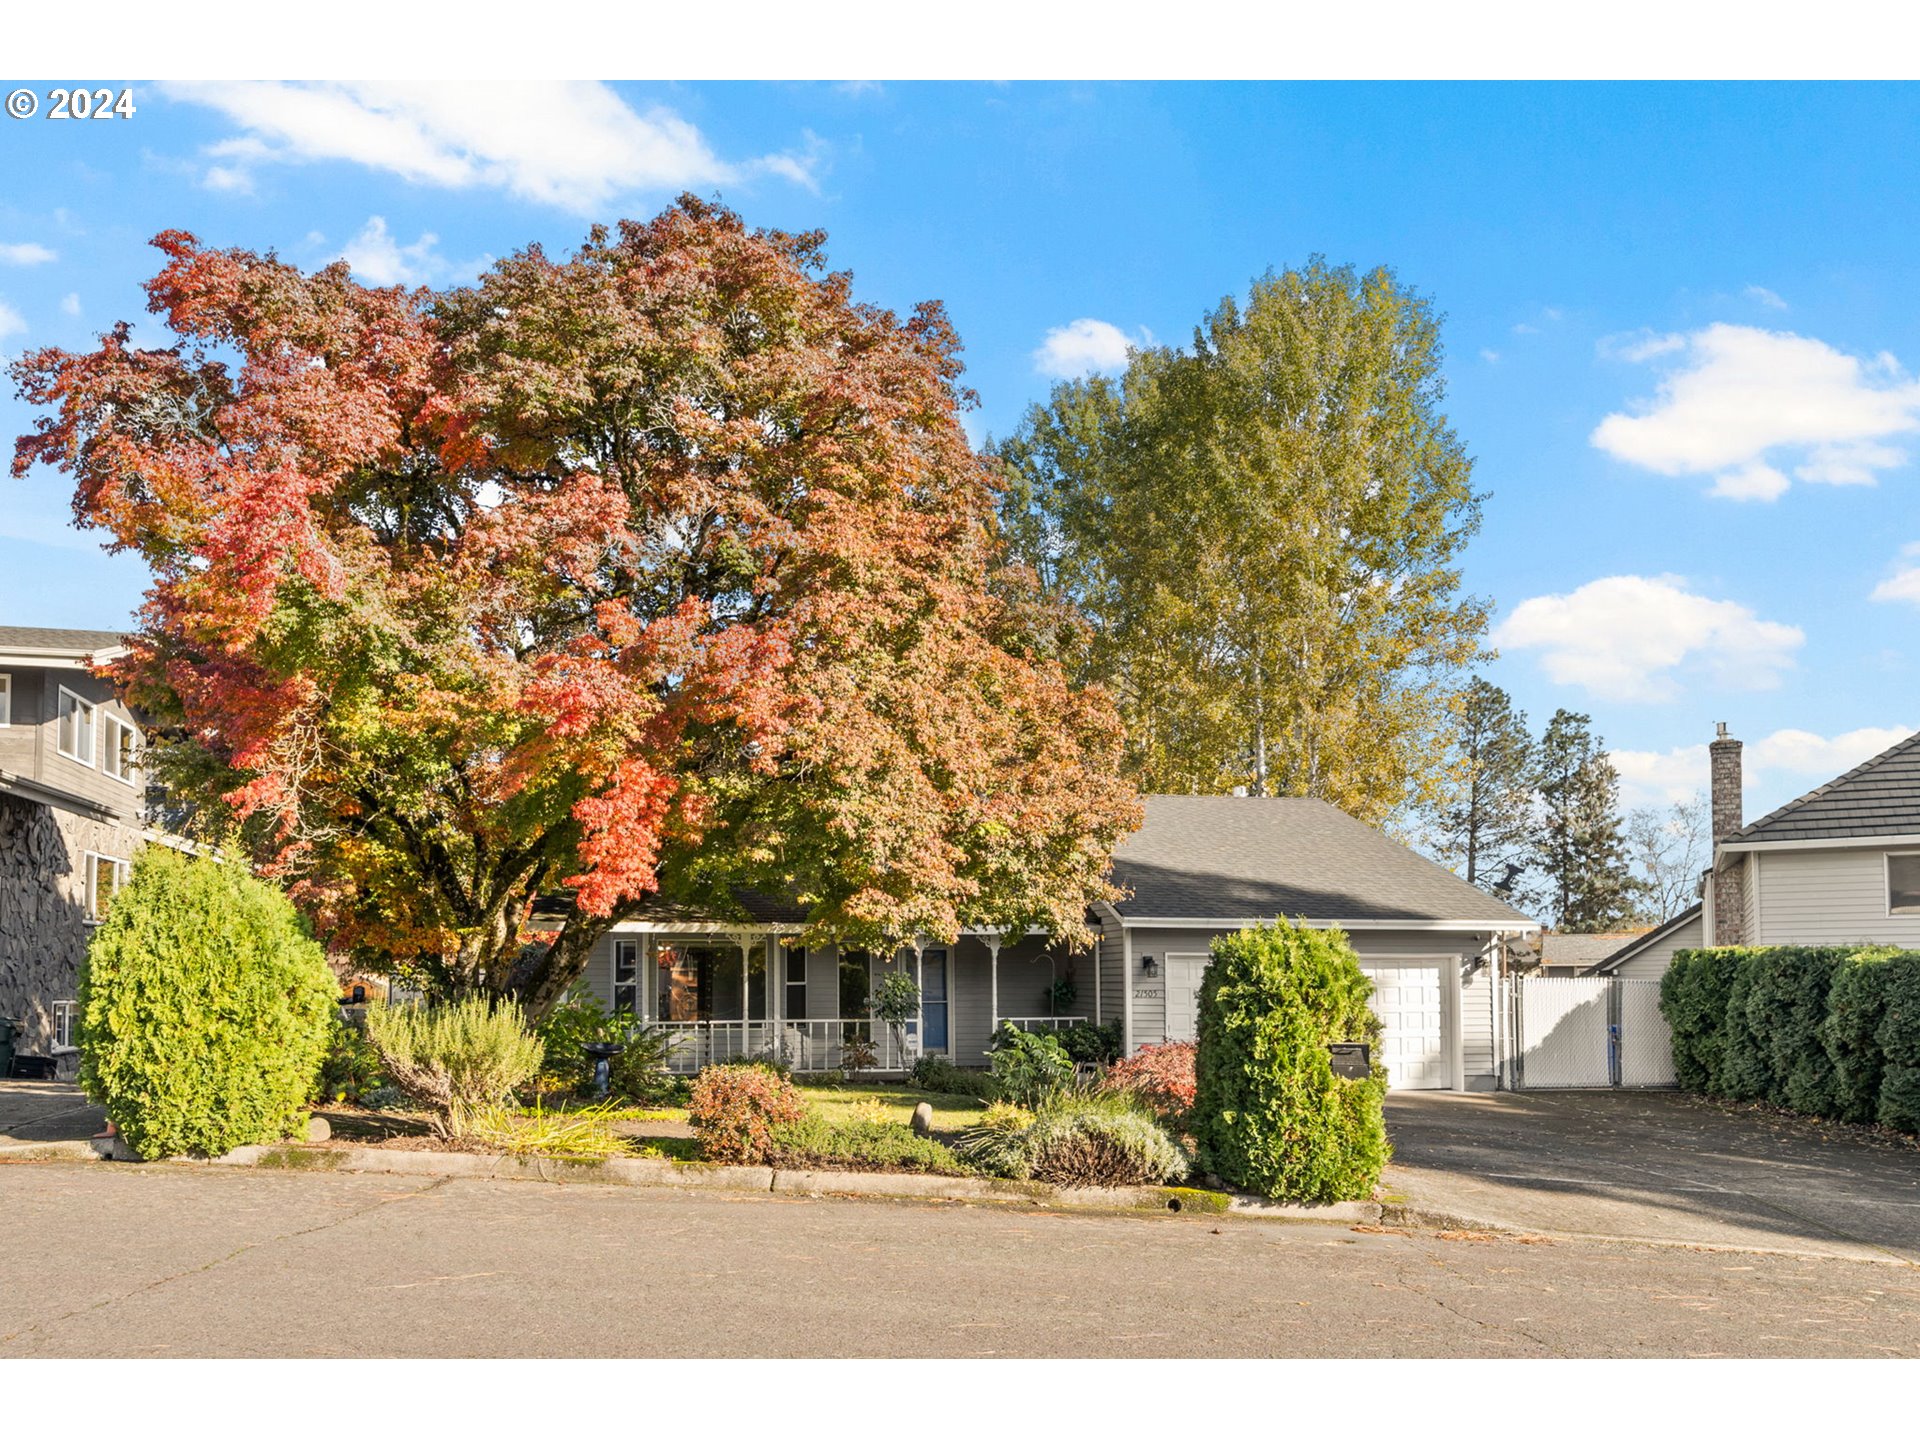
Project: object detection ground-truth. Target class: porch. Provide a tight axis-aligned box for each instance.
[586,927,1105,1075]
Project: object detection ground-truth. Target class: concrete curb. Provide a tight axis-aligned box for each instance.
[43,1135,1377,1224]
[192,1141,1287,1216]
[0,1139,102,1163]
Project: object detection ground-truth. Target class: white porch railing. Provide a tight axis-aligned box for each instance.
[655,1019,918,1075]
[996,1016,1082,1034]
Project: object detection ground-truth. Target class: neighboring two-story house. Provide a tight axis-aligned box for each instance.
[1596,722,1920,979]
[0,626,154,1077]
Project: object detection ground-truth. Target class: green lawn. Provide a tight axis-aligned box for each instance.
[796,1083,988,1135]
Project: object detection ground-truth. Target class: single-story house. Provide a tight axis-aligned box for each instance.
[579,794,1539,1091]
[1592,722,1920,980]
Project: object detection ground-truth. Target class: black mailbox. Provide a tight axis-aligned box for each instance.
[1327,1043,1372,1079]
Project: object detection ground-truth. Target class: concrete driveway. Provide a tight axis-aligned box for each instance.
[0,1080,103,1146]
[1385,1090,1920,1265]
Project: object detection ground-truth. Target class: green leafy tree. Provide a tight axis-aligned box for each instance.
[1189,919,1389,1203]
[1535,709,1637,932]
[1431,678,1538,898]
[78,847,337,1159]
[998,258,1489,823]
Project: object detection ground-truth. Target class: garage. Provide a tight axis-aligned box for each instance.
[1102,795,1535,1093]
[1357,961,1451,1090]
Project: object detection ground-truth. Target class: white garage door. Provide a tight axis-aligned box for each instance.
[1359,962,1449,1090]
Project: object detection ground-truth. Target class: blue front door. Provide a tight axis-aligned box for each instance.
[921,949,950,1052]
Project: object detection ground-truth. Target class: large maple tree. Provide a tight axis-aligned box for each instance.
[13,197,1139,1011]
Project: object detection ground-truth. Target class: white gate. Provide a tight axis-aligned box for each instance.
[1512,976,1676,1090]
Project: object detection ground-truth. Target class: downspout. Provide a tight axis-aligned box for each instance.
[1121,923,1135,1057]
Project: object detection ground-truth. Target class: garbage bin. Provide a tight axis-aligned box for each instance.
[0,1016,16,1080]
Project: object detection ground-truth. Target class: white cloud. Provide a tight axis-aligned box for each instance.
[1493,574,1803,703]
[1032,318,1146,378]
[1613,726,1913,808]
[1744,285,1788,310]
[0,300,25,340]
[1591,323,1920,500]
[1479,348,1501,364]
[160,81,818,214]
[59,292,79,316]
[336,216,482,287]
[1708,461,1789,502]
[1598,329,1685,363]
[1871,542,1920,605]
[0,242,56,265]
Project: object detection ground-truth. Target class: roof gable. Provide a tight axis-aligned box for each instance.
[1109,795,1535,927]
[1729,729,1920,845]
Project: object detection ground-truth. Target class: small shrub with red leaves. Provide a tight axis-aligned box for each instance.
[686,1063,807,1163]
[1103,1041,1197,1123]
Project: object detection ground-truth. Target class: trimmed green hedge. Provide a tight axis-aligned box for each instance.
[1190,919,1389,1204]
[1660,944,1920,1134]
[78,848,337,1159]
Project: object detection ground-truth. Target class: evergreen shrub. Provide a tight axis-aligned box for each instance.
[78,848,337,1160]
[1189,919,1388,1203]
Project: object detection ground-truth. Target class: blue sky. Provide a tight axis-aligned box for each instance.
[2,80,1916,819]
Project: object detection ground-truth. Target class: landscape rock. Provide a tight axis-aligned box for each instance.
[911,1101,933,1136]
[305,1115,331,1142]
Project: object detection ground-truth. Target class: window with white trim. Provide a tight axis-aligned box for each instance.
[57,686,95,765]
[0,672,11,726]
[783,944,807,1021]
[612,939,640,1016]
[85,853,128,922]
[52,1000,77,1051]
[1890,853,1920,916]
[101,713,140,785]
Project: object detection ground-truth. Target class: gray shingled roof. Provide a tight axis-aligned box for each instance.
[1728,729,1920,844]
[0,626,127,653]
[1109,795,1536,926]
[1541,930,1650,966]
[1589,903,1703,975]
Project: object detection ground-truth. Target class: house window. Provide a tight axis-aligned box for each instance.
[612,939,640,1016]
[52,1000,77,1051]
[85,853,128,922]
[57,687,95,765]
[1890,854,1920,916]
[0,672,10,726]
[783,945,807,1021]
[654,944,766,1021]
[102,714,140,785]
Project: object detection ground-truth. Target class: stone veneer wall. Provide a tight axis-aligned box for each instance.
[0,794,146,1076]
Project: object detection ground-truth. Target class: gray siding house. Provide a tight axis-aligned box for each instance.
[0,627,155,1076]
[578,794,1539,1091]
[1595,722,1920,980]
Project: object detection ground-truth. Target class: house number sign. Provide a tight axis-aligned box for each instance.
[1132,987,1164,1000]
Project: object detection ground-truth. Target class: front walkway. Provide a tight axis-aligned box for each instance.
[1385,1089,1920,1265]
[0,1080,105,1146]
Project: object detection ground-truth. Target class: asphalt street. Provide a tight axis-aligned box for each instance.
[4,1160,1917,1357]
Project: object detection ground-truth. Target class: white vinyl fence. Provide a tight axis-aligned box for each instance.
[1510,976,1677,1090]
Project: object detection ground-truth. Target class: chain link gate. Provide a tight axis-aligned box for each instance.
[1510,976,1677,1089]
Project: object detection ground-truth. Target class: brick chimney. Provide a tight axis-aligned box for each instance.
[1709,722,1746,944]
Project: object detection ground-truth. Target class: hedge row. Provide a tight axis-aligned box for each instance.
[1660,944,1920,1133]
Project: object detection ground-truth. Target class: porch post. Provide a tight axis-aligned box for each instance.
[733,932,756,1059]
[910,937,926,1065]
[987,934,1002,1037]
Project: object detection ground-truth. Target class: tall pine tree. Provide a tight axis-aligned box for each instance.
[1535,709,1637,932]
[1433,678,1538,896]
